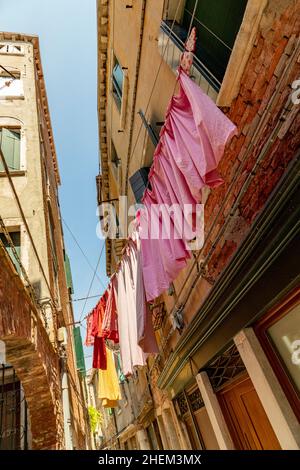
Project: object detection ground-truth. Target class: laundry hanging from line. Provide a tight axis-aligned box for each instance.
[85,27,237,385]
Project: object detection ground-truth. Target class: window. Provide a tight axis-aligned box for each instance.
[0,230,21,274]
[0,71,23,98]
[160,0,248,92]
[182,0,248,82]
[0,43,24,55]
[146,420,163,450]
[0,128,21,172]
[255,289,300,421]
[112,58,124,110]
[129,167,150,203]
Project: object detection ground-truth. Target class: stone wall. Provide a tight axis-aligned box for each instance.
[0,238,64,449]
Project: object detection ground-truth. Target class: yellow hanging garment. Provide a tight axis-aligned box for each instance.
[98,347,121,408]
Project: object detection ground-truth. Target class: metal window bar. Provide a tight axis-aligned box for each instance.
[206,344,246,391]
[184,9,233,52]
[0,364,28,450]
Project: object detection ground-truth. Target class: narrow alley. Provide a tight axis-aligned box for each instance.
[0,0,299,462]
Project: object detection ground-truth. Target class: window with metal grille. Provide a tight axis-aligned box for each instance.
[182,0,248,82]
[0,364,29,450]
[206,344,246,391]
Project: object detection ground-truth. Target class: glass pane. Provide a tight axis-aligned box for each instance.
[112,62,123,96]
[268,304,300,393]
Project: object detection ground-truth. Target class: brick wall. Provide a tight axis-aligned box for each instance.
[203,1,300,281]
[0,246,64,449]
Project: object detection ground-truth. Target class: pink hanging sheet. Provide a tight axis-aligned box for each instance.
[140,69,237,301]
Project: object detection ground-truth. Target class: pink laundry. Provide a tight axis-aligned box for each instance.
[140,69,237,301]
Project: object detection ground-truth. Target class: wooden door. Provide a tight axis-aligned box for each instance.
[218,374,281,450]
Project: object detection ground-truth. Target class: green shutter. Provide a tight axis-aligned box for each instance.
[64,253,74,294]
[73,327,86,377]
[0,128,21,171]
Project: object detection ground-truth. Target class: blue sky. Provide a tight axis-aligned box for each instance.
[0,0,107,368]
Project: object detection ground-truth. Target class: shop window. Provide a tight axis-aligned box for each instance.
[255,289,300,421]
[0,128,21,172]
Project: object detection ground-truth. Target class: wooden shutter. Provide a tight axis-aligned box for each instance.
[0,128,21,171]
[73,327,86,377]
[129,167,150,203]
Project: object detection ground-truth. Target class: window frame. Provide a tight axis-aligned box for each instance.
[0,126,23,174]
[111,56,124,111]
[0,43,24,56]
[161,0,268,106]
[254,287,300,422]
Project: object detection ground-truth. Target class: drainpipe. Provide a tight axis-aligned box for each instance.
[124,0,146,194]
[61,361,74,450]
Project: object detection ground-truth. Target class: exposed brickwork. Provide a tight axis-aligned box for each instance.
[0,247,64,449]
[203,1,300,281]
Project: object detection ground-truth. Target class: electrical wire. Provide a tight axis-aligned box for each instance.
[124,0,184,195]
[72,293,104,302]
[170,38,300,316]
[79,241,105,322]
[62,217,106,290]
[0,144,57,305]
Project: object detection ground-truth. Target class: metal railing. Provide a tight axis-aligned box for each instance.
[0,364,29,450]
[158,20,221,101]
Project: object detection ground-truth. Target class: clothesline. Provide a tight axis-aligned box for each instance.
[84,27,237,410]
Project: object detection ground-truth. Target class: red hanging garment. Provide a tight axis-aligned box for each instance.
[91,296,107,369]
[84,311,94,346]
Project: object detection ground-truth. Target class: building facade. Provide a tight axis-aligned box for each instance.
[0,33,89,449]
[97,0,300,450]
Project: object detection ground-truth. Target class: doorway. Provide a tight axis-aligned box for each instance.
[218,373,281,449]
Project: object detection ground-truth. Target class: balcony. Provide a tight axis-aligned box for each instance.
[158,20,223,103]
